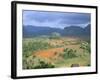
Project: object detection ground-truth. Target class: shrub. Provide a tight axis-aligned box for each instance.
[34,60,55,69]
[23,55,55,69]
[62,48,77,59]
[22,38,55,69]
[23,40,53,58]
[80,42,90,53]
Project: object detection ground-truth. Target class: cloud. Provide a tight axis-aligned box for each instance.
[23,10,90,28]
[60,13,90,24]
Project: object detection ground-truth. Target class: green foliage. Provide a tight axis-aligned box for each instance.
[80,42,90,53]
[23,56,55,69]
[22,37,91,69]
[34,61,55,69]
[23,39,53,58]
[22,38,55,69]
[62,48,77,59]
[49,32,61,39]
[23,41,52,52]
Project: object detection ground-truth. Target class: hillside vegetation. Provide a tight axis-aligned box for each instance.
[23,36,90,69]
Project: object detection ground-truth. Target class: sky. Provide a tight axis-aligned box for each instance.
[23,10,91,29]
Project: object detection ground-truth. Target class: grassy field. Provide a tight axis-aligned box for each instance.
[22,36,91,69]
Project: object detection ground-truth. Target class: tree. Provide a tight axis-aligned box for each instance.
[34,60,55,69]
[49,32,61,39]
[62,48,77,59]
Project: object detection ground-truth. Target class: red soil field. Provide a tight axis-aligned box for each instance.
[34,48,64,58]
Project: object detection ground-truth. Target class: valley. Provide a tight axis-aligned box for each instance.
[22,37,90,69]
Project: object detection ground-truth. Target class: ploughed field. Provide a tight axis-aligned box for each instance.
[22,37,90,69]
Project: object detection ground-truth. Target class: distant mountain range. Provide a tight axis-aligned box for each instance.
[23,24,91,37]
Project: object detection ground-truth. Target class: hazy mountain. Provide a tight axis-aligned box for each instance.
[84,24,91,35]
[64,26,85,36]
[23,25,63,37]
[23,24,91,37]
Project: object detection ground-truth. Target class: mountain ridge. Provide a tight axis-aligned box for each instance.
[23,24,91,37]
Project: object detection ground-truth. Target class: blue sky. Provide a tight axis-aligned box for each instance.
[23,10,90,29]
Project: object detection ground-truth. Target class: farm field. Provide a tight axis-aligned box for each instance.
[22,37,91,69]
